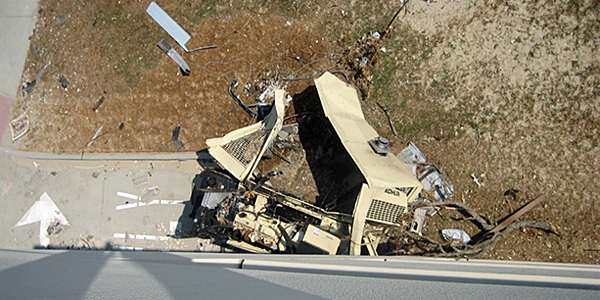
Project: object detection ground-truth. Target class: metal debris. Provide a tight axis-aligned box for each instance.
[200,192,230,210]
[22,66,46,97]
[30,45,42,54]
[157,38,190,75]
[173,140,183,152]
[146,2,216,52]
[92,96,105,112]
[35,65,46,82]
[410,208,427,235]
[59,75,69,89]
[22,81,36,96]
[399,142,454,201]
[171,126,180,142]
[171,125,183,151]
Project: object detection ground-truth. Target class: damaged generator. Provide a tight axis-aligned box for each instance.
[188,72,430,255]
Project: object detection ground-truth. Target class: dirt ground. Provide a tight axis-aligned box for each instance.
[390,0,599,263]
[13,0,338,153]
[11,0,600,263]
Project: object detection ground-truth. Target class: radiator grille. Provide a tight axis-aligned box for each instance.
[222,130,268,166]
[366,199,404,224]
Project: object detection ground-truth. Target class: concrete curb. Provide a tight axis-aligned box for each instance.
[2,147,200,161]
[191,258,600,290]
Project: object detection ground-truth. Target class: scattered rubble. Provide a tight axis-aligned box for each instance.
[340,31,383,98]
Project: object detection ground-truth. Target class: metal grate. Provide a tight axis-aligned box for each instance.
[222,130,268,166]
[366,199,404,224]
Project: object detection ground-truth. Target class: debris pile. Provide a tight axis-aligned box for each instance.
[339,31,383,99]
[338,1,410,99]
[382,196,559,257]
[228,71,290,121]
[182,72,557,257]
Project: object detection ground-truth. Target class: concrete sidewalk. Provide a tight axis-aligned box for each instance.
[0,2,210,251]
[0,0,38,99]
[0,150,206,251]
[0,0,38,143]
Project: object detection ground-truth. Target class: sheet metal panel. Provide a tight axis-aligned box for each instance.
[146,2,191,50]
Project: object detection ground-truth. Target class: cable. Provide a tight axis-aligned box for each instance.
[228,81,257,117]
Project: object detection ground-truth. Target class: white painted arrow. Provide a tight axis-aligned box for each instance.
[15,192,69,247]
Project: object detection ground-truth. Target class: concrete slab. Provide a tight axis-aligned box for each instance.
[0,0,39,99]
[0,1,211,253]
[0,151,205,250]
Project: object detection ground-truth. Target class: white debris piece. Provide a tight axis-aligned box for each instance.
[146,2,216,52]
[201,192,230,210]
[471,173,482,188]
[86,126,103,147]
[442,229,471,244]
[10,111,29,141]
